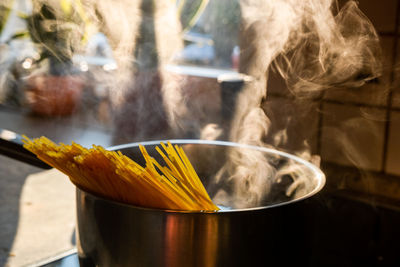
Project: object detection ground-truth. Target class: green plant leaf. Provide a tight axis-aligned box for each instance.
[0,0,14,34]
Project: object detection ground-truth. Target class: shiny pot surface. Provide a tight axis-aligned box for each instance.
[76,140,325,267]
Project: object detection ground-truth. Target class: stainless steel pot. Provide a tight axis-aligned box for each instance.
[76,139,325,267]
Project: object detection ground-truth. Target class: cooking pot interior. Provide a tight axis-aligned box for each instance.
[108,140,325,210]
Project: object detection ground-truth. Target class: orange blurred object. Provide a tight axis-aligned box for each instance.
[25,75,84,116]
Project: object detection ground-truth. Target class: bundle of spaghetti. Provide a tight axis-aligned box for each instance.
[22,136,219,211]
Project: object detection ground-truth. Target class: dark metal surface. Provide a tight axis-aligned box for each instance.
[0,128,51,169]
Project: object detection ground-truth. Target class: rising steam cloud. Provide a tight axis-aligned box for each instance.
[214,0,382,208]
[2,0,382,209]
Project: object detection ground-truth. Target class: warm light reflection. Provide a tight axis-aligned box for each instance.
[79,61,89,72]
[22,58,33,69]
[0,129,17,140]
[103,63,117,71]
[164,214,219,267]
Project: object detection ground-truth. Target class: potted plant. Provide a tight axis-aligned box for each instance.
[24,0,90,116]
[0,0,35,107]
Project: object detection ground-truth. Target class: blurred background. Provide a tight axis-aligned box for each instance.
[0,0,400,266]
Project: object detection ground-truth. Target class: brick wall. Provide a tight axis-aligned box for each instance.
[266,0,400,178]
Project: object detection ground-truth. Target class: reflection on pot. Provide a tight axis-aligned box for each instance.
[164,214,219,267]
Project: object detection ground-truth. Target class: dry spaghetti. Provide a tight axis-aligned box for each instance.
[22,136,219,211]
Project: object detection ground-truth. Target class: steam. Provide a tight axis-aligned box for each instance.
[0,0,382,209]
[274,0,382,92]
[91,0,191,143]
[213,0,382,208]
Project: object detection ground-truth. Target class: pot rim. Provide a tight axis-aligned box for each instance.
[79,139,325,214]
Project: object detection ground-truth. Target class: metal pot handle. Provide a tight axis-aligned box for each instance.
[0,128,51,169]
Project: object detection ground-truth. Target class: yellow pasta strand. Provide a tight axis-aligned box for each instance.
[22,136,219,212]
